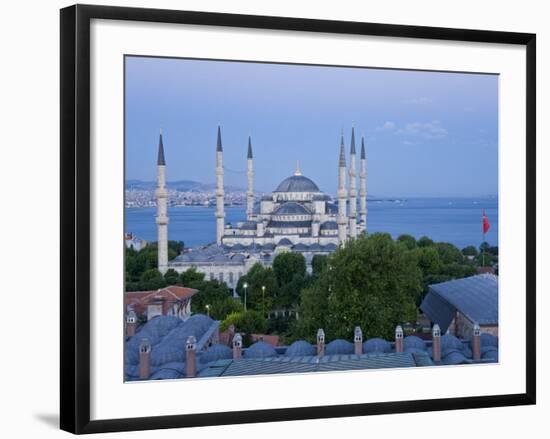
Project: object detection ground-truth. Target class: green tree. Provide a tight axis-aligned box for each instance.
[311,254,328,277]
[397,234,417,250]
[236,263,277,314]
[163,268,180,285]
[434,242,464,265]
[209,296,243,320]
[462,245,479,257]
[180,267,205,288]
[220,310,268,346]
[191,279,232,315]
[417,236,434,247]
[140,268,166,290]
[272,252,306,286]
[296,233,422,342]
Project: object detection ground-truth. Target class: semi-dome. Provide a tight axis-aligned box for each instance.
[275,175,320,193]
[273,202,311,215]
[320,221,338,230]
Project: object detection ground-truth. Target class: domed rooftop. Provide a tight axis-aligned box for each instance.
[275,175,320,193]
[245,341,277,358]
[286,340,316,357]
[363,338,392,354]
[201,344,233,363]
[325,339,354,355]
[403,335,427,351]
[273,202,311,215]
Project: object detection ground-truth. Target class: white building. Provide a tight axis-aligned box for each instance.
[156,127,368,290]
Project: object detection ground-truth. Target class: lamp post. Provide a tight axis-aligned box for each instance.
[262,285,266,317]
[243,282,248,312]
[205,304,210,317]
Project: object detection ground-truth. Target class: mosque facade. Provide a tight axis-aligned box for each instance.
[155,127,368,290]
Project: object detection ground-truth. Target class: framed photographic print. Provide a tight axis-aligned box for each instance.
[60,4,536,434]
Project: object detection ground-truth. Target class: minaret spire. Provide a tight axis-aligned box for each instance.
[156,130,169,273]
[215,126,225,245]
[246,136,254,220]
[348,127,357,239]
[295,160,302,176]
[337,131,348,245]
[359,136,367,234]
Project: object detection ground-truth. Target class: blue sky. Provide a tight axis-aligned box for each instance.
[125,56,498,197]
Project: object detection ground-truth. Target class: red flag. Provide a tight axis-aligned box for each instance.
[482,210,490,234]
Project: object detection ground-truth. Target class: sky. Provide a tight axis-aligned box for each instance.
[125,56,498,197]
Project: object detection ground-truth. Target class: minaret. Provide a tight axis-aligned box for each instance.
[215,126,225,245]
[337,132,348,245]
[246,136,254,220]
[359,136,367,233]
[348,127,357,239]
[156,130,169,274]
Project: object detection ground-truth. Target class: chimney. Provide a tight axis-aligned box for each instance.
[317,328,325,356]
[186,335,197,378]
[395,325,404,353]
[472,323,481,361]
[432,324,441,363]
[354,326,363,355]
[232,333,242,359]
[126,309,137,337]
[139,338,151,380]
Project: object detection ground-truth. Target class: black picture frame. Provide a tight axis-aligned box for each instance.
[60,4,536,434]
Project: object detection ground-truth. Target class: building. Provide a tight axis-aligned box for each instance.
[125,285,198,321]
[124,232,147,251]
[420,274,499,339]
[125,313,499,381]
[155,126,368,290]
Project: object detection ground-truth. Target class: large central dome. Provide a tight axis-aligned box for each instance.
[275,175,320,193]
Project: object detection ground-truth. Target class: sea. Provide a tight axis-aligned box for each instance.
[125,197,498,250]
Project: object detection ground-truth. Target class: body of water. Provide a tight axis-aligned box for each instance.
[125,197,498,250]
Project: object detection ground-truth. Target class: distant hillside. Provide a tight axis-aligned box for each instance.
[125,179,245,192]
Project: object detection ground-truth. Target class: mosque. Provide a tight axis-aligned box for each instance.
[154,126,368,290]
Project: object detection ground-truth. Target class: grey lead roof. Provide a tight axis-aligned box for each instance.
[274,175,320,193]
[198,351,431,377]
[157,132,166,165]
[216,126,223,152]
[247,136,253,159]
[420,274,499,332]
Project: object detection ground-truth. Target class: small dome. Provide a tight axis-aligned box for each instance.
[363,338,392,354]
[293,243,309,251]
[325,339,354,355]
[440,334,464,352]
[441,350,469,365]
[277,238,293,246]
[480,346,499,361]
[245,341,277,358]
[323,243,337,251]
[273,202,311,215]
[150,362,186,380]
[150,344,185,366]
[275,175,320,193]
[403,335,426,351]
[201,344,233,363]
[261,243,275,251]
[325,203,338,214]
[480,333,498,347]
[286,340,316,357]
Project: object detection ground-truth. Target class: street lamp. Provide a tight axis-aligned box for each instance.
[205,304,210,317]
[261,285,266,317]
[243,282,248,312]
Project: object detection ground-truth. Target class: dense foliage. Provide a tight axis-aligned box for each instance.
[124,234,498,344]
